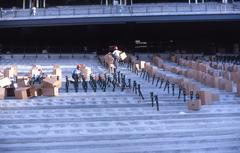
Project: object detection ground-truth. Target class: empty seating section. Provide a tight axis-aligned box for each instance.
[0,53,240,153]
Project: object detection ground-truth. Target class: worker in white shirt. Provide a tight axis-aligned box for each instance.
[112,46,122,69]
[32,7,36,16]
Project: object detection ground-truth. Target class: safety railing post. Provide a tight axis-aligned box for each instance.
[150,92,154,107]
[138,84,144,100]
[65,76,69,93]
[152,75,155,85]
[172,83,175,96]
[156,78,159,87]
[155,95,159,111]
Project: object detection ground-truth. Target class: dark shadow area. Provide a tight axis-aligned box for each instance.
[0,21,240,54]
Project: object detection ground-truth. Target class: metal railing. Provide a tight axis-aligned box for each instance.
[1,3,240,20]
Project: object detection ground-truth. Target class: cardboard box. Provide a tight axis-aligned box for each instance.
[153,56,159,65]
[198,91,213,105]
[134,64,140,71]
[12,65,18,76]
[105,54,114,65]
[43,77,58,88]
[109,64,115,73]
[30,86,42,97]
[213,77,220,88]
[53,68,62,78]
[187,100,201,110]
[223,71,231,80]
[53,64,60,69]
[187,70,194,79]
[140,61,146,69]
[198,63,209,73]
[0,87,6,100]
[196,71,203,82]
[191,62,198,70]
[191,83,201,94]
[150,66,158,76]
[42,87,59,96]
[0,77,12,88]
[4,68,14,78]
[206,75,215,88]
[225,80,233,92]
[211,93,220,102]
[16,76,30,88]
[81,67,92,81]
[82,67,92,75]
[156,57,163,68]
[218,78,225,90]
[144,62,151,71]
[200,73,206,84]
[120,52,127,60]
[6,87,15,97]
[231,72,240,83]
[15,87,32,99]
[170,55,177,63]
[217,63,223,70]
[47,75,62,88]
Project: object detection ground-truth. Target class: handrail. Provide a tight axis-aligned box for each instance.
[0,3,240,19]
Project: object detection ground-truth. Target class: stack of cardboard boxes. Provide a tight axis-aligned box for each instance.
[81,66,92,81]
[0,65,62,100]
[42,77,59,96]
[4,65,17,78]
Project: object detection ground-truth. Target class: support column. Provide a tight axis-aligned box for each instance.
[23,0,26,9]
[43,0,46,8]
[223,0,228,3]
[189,0,191,4]
[202,0,204,3]
[130,0,133,5]
[195,0,198,4]
[29,0,32,8]
[120,0,122,5]
[106,0,108,5]
[36,0,39,8]
[124,0,127,5]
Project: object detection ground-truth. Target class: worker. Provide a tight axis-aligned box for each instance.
[32,66,43,84]
[31,7,36,16]
[72,64,82,82]
[72,64,82,92]
[112,46,122,69]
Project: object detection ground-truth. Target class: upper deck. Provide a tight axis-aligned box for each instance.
[1,2,240,28]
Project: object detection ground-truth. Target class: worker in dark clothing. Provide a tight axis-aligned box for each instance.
[72,65,82,92]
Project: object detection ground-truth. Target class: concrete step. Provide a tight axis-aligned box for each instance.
[1,135,240,153]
